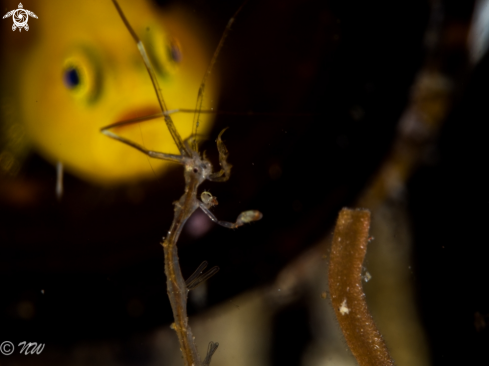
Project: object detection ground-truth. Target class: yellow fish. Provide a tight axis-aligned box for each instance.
[0,0,218,185]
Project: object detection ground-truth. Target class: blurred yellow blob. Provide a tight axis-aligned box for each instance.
[0,0,218,185]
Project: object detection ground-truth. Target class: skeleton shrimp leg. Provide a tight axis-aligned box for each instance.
[110,0,191,158]
[101,128,183,164]
[203,341,220,366]
[185,261,220,291]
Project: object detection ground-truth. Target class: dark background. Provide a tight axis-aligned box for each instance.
[1,0,488,364]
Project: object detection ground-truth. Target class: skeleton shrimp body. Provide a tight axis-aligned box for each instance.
[102,2,262,365]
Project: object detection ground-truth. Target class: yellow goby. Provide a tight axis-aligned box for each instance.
[0,0,218,185]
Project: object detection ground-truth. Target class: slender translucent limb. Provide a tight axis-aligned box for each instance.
[99,108,224,136]
[198,201,263,229]
[101,129,183,165]
[191,0,250,152]
[111,0,190,157]
[203,341,219,366]
[101,108,310,138]
[188,266,220,290]
[185,261,220,290]
[185,260,208,288]
[101,112,178,130]
[99,110,200,166]
[103,109,265,128]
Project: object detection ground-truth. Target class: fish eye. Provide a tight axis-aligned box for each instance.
[62,48,100,104]
[144,25,181,79]
[168,38,182,64]
[63,67,81,89]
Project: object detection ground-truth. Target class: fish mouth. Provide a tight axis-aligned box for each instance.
[111,106,163,132]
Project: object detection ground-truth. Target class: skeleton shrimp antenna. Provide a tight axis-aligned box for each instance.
[191,0,250,152]
[111,0,191,158]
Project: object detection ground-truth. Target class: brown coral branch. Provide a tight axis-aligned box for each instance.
[328,208,394,366]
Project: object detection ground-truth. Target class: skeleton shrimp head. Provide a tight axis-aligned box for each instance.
[182,150,213,187]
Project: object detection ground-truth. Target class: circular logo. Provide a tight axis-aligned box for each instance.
[0,341,14,355]
[12,9,28,28]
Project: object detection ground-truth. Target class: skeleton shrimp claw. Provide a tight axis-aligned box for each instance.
[198,198,263,229]
[208,128,232,182]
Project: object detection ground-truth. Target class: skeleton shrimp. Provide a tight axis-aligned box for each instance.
[101,1,262,365]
